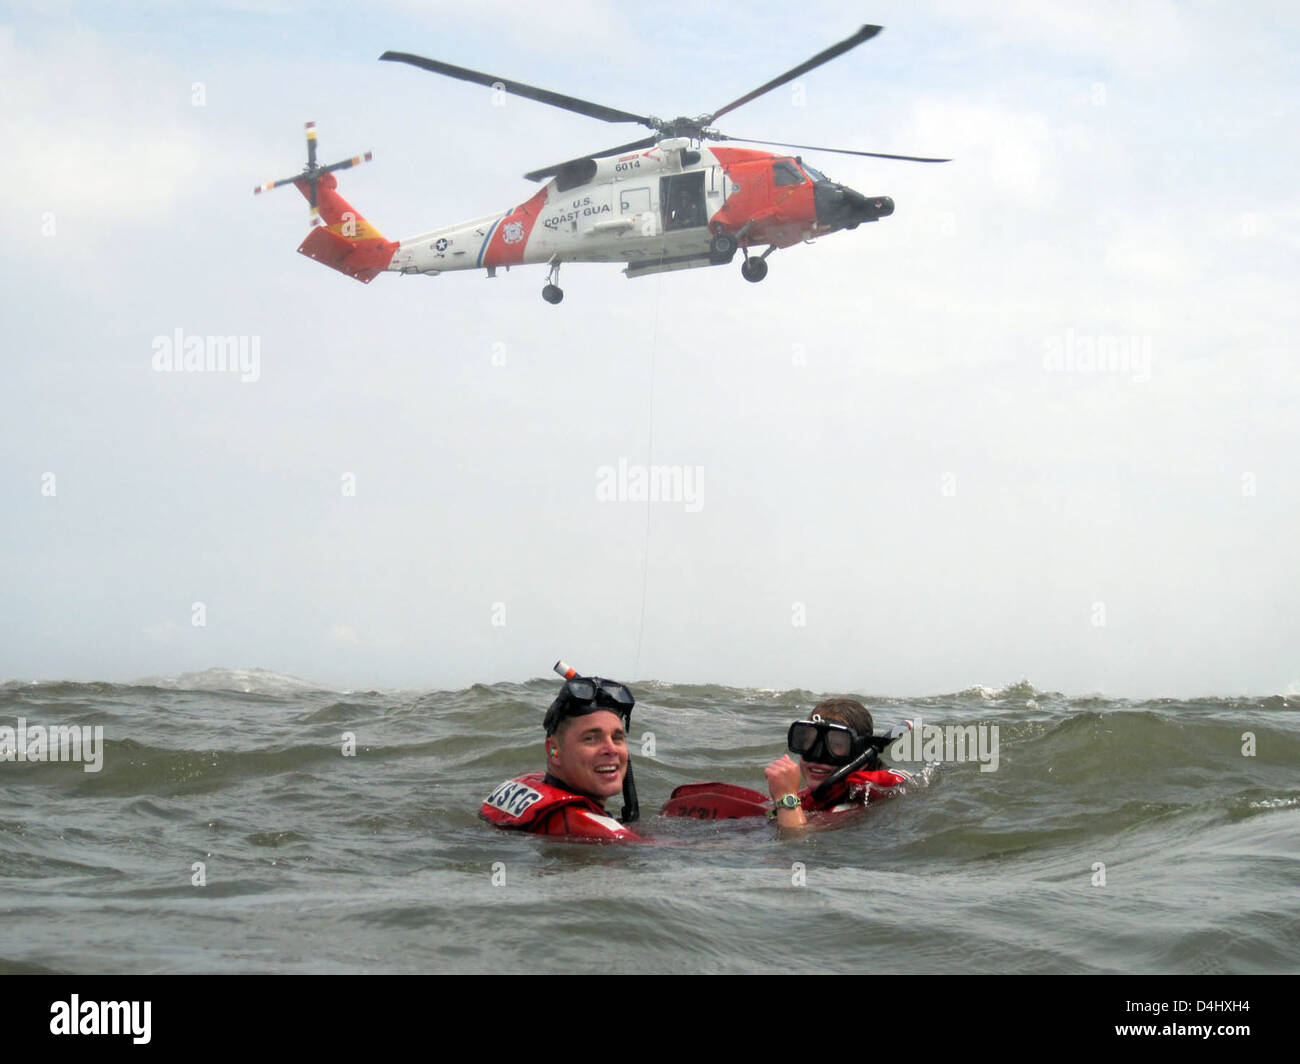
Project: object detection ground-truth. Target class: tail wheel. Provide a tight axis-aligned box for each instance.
[542,284,564,304]
[740,258,768,283]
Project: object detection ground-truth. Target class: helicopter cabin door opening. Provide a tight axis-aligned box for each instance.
[661,172,707,231]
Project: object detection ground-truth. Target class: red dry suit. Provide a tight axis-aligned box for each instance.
[480,772,642,840]
[660,766,911,820]
[801,766,911,811]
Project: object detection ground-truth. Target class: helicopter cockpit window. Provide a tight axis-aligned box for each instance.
[554,158,598,193]
[802,164,828,183]
[773,160,805,187]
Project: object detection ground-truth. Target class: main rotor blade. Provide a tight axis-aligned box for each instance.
[523,135,660,183]
[716,134,949,163]
[380,51,655,128]
[707,24,882,123]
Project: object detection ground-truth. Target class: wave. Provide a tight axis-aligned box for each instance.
[1,667,339,698]
[132,668,337,695]
[948,680,1054,701]
[5,668,1298,709]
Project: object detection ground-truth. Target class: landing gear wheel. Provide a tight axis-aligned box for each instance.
[709,232,737,264]
[542,284,564,304]
[740,258,768,283]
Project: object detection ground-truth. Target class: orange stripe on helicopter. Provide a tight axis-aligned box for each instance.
[481,186,549,268]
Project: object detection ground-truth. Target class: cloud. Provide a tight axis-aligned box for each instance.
[1,24,206,232]
[328,624,360,646]
[2,4,1297,697]
[932,0,1193,69]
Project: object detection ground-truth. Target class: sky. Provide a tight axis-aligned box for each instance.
[2,1,1297,698]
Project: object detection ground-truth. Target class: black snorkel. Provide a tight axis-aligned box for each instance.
[550,659,639,824]
[620,761,639,824]
[809,720,914,806]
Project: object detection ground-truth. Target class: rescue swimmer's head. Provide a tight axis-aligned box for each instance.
[786,698,876,790]
[543,676,635,808]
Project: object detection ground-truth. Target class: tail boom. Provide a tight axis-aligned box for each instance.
[293,172,396,284]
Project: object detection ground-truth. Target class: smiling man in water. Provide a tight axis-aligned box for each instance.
[480,666,643,841]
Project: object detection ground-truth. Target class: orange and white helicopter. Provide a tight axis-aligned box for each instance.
[254,25,947,303]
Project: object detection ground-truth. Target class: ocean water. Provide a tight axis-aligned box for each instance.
[1,668,1296,974]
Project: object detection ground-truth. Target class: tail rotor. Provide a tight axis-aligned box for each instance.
[253,121,373,225]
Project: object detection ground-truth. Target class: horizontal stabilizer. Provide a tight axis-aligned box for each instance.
[297,226,395,284]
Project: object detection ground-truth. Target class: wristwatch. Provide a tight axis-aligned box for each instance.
[774,793,801,810]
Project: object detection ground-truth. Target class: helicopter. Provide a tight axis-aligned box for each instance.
[253,25,947,303]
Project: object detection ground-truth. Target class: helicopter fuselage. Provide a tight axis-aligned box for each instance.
[384,139,893,281]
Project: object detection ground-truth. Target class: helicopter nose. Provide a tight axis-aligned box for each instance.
[847,189,893,220]
[813,182,894,228]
